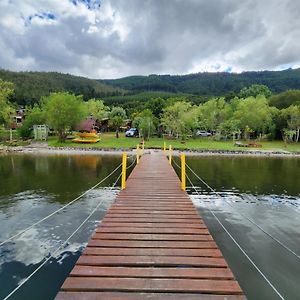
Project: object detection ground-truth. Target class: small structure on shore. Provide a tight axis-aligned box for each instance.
[73,118,100,143]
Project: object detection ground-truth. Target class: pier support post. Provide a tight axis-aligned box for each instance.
[163,141,166,155]
[121,153,127,190]
[169,145,172,164]
[181,153,186,191]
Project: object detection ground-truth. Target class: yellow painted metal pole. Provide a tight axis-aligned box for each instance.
[163,141,166,155]
[121,153,127,190]
[169,145,172,164]
[181,153,186,191]
[136,144,140,164]
[142,140,145,155]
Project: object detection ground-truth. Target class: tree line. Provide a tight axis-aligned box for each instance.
[0,78,299,143]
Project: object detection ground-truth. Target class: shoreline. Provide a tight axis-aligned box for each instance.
[1,145,299,157]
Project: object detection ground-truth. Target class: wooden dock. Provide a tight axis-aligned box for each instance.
[56,151,245,300]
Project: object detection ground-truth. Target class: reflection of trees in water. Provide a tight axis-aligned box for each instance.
[185,156,300,196]
[0,154,122,203]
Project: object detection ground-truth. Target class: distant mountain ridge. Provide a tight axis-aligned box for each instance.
[0,70,125,105]
[101,68,300,96]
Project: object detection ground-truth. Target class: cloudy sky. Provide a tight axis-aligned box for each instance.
[0,0,299,79]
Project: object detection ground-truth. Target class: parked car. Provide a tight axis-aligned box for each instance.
[125,128,139,137]
[196,130,212,137]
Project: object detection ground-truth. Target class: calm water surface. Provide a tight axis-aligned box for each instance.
[0,153,299,300]
[174,155,300,300]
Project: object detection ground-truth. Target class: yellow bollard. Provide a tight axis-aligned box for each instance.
[169,145,172,164]
[163,141,166,155]
[181,153,186,191]
[136,144,140,164]
[142,140,145,155]
[121,153,127,190]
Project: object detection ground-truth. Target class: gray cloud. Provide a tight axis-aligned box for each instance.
[0,0,299,78]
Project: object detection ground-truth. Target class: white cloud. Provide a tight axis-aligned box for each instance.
[0,0,299,78]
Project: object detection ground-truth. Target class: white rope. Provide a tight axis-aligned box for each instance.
[183,169,285,300]
[183,161,300,262]
[126,156,137,169]
[0,163,122,247]
[2,170,122,300]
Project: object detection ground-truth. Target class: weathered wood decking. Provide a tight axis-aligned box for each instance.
[56,151,245,300]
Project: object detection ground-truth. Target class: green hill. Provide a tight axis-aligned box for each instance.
[101,68,300,95]
[0,70,125,105]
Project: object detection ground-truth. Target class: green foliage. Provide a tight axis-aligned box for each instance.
[109,107,127,137]
[85,99,110,120]
[0,70,125,106]
[269,90,300,109]
[102,68,300,95]
[280,105,300,142]
[133,109,156,140]
[234,96,278,138]
[43,92,86,142]
[239,84,272,98]
[18,106,46,139]
[161,101,197,140]
[0,79,14,125]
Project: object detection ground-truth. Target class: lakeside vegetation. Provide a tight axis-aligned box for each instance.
[1,71,300,151]
[48,133,300,153]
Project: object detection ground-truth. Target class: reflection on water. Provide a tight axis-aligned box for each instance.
[0,153,129,300]
[172,155,300,300]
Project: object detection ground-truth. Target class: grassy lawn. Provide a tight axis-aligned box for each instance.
[47,132,300,153]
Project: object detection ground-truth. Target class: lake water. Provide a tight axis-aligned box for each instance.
[0,153,299,299]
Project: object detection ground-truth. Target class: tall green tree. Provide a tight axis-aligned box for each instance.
[43,92,86,142]
[133,109,156,140]
[109,107,126,138]
[85,99,110,121]
[269,90,300,109]
[281,105,300,142]
[0,79,14,126]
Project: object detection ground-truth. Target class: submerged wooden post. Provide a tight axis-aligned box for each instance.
[136,144,140,164]
[169,145,172,164]
[181,153,186,191]
[121,153,127,190]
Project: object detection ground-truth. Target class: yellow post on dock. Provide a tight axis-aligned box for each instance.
[163,141,166,155]
[169,145,172,164]
[121,153,127,190]
[136,144,140,164]
[181,153,186,191]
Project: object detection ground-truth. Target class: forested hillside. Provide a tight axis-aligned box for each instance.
[102,68,300,95]
[0,70,125,106]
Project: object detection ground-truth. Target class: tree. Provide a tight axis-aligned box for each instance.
[239,84,272,98]
[234,95,278,139]
[281,105,300,142]
[161,101,197,140]
[269,90,300,109]
[197,98,231,133]
[18,105,46,139]
[85,98,110,121]
[0,79,14,126]
[145,97,165,118]
[133,109,156,140]
[43,92,86,142]
[109,107,126,138]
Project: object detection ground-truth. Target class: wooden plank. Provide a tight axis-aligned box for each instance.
[88,240,218,249]
[99,222,206,228]
[77,255,228,267]
[61,277,243,294]
[56,292,246,300]
[70,266,233,279]
[84,247,222,257]
[102,217,203,223]
[96,227,209,235]
[92,233,212,241]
